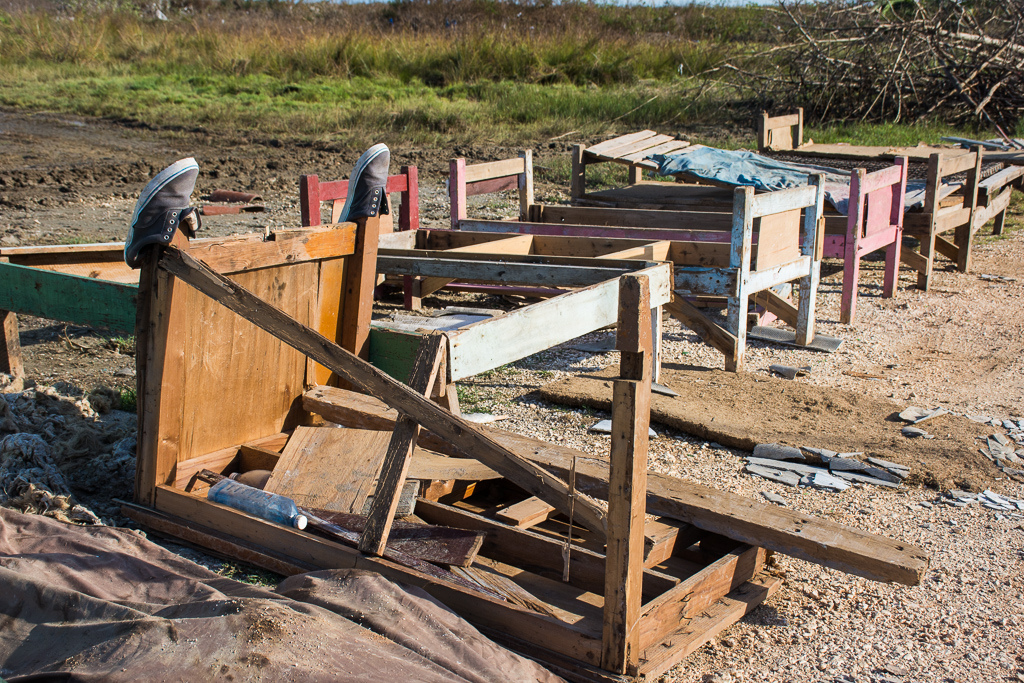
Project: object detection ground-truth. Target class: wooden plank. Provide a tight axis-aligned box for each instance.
[752,209,800,270]
[192,226,358,275]
[973,187,1012,231]
[0,262,138,333]
[452,565,565,620]
[368,326,422,383]
[537,204,733,231]
[155,246,608,537]
[134,234,189,506]
[749,185,817,217]
[638,574,782,679]
[300,385,930,584]
[978,163,1024,192]
[751,289,799,328]
[519,150,534,221]
[407,450,499,481]
[463,218,734,244]
[311,254,347,386]
[620,139,690,162]
[585,131,658,158]
[661,295,737,358]
[933,235,959,261]
[643,517,702,568]
[340,216,378,359]
[637,545,764,651]
[360,332,445,556]
[463,157,527,184]
[744,256,812,294]
[264,426,392,513]
[602,274,653,675]
[495,496,557,528]
[123,500,316,576]
[0,309,24,383]
[673,267,737,297]
[444,263,671,380]
[376,254,638,287]
[465,175,519,197]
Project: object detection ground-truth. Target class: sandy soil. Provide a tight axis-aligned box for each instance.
[2,107,1023,683]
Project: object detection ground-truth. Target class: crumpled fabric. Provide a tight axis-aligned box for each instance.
[0,507,564,683]
[651,146,947,215]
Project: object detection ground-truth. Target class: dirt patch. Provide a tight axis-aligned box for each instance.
[538,362,1001,492]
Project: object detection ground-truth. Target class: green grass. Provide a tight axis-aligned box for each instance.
[0,3,1011,146]
[118,387,136,412]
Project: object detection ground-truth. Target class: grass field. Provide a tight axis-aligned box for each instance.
[0,1,1006,147]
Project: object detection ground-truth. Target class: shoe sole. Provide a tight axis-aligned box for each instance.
[129,157,199,229]
[337,143,389,223]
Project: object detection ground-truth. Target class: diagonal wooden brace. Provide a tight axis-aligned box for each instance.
[156,246,607,538]
[359,332,446,556]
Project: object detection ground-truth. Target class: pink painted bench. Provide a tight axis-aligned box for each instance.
[822,158,908,324]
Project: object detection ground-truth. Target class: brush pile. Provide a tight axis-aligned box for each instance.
[719,0,1024,136]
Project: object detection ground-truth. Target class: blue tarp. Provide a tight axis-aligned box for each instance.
[650,146,939,215]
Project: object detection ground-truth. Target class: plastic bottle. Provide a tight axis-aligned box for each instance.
[207,478,308,530]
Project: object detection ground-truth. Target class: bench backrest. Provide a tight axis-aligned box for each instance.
[300,166,419,234]
[758,109,804,152]
[449,152,534,228]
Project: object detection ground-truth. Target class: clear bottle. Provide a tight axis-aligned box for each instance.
[207,478,308,530]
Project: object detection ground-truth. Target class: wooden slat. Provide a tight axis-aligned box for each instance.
[602,274,653,674]
[537,204,733,231]
[339,217,378,359]
[978,164,1024,192]
[638,544,764,651]
[360,332,445,555]
[193,226,358,274]
[620,139,690,163]
[638,574,781,679]
[155,246,608,537]
[751,289,799,328]
[495,497,557,528]
[0,262,138,333]
[463,157,527,184]
[643,517,702,568]
[585,131,658,158]
[444,263,671,380]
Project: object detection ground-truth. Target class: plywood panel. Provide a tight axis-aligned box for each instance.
[265,425,390,513]
[753,209,800,270]
[178,262,318,462]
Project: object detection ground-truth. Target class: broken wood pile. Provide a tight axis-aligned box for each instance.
[123,216,929,681]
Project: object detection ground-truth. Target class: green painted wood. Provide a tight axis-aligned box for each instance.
[0,262,138,333]
[368,326,421,384]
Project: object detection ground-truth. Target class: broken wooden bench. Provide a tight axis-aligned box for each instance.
[759,108,1024,291]
[122,216,927,682]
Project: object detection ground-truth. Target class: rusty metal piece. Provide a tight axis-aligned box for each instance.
[199,204,265,216]
[207,189,262,203]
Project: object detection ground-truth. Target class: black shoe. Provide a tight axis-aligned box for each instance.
[337,144,391,222]
[124,158,201,268]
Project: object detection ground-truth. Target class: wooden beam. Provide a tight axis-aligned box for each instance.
[602,273,653,675]
[664,295,737,357]
[134,235,190,506]
[340,216,379,359]
[360,332,446,555]
[0,309,24,386]
[0,262,138,333]
[154,246,608,537]
[752,289,799,328]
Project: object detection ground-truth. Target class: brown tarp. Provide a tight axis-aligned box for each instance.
[0,508,562,683]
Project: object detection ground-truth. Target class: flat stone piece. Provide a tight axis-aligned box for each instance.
[902,426,932,438]
[866,457,911,477]
[769,364,811,380]
[991,433,1010,446]
[826,456,869,472]
[588,419,657,438]
[1004,420,1018,430]
[745,464,801,487]
[752,443,805,462]
[761,491,788,506]
[651,382,679,397]
[800,471,850,492]
[899,406,948,424]
[800,446,839,464]
[831,470,901,488]
[747,456,822,475]
[748,325,843,353]
[967,414,991,423]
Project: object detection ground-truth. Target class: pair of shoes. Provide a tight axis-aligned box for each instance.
[124,145,391,268]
